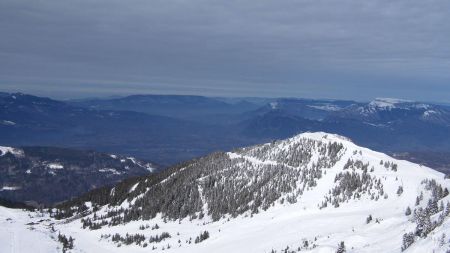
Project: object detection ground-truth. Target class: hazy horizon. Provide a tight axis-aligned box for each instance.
[3,88,450,106]
[1,0,450,102]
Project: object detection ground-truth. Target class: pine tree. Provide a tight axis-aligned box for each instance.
[401,232,415,251]
[397,186,403,196]
[405,206,411,216]
[336,241,346,253]
[195,231,210,244]
[439,233,446,246]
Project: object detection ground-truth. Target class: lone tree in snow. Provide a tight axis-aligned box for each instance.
[336,241,346,253]
[405,206,411,216]
[366,214,373,224]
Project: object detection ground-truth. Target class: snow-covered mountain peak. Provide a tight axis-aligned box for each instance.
[2,132,450,253]
[291,131,354,144]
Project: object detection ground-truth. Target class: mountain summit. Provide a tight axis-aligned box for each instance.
[8,132,439,252]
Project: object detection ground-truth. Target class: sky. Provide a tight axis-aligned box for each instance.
[1,0,450,101]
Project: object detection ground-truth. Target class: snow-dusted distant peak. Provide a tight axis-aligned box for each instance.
[349,98,441,117]
[269,101,278,109]
[368,98,436,111]
[376,97,414,104]
[423,110,440,118]
[0,146,23,157]
[0,146,14,156]
[367,97,414,110]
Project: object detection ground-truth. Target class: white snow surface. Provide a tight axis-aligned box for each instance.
[1,132,450,252]
[0,207,60,253]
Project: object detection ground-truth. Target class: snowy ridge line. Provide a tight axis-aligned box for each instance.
[159,167,187,185]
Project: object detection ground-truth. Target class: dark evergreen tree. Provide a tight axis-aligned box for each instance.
[195,231,210,244]
[405,206,411,216]
[401,232,415,251]
[336,241,346,253]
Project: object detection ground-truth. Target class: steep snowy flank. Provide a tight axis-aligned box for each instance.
[1,132,450,252]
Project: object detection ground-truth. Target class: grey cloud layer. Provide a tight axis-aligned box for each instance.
[1,0,449,100]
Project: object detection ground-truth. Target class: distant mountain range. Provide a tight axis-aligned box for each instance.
[0,145,156,205]
[69,94,264,121]
[2,92,450,170]
[241,98,450,152]
[0,92,254,165]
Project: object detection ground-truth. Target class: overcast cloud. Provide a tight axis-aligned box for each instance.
[1,0,450,101]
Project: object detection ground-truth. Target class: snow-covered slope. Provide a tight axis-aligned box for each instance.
[0,206,60,253]
[1,132,450,252]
